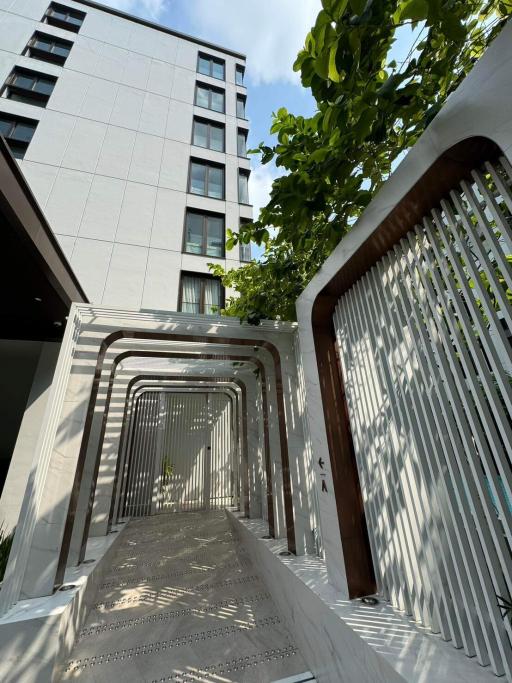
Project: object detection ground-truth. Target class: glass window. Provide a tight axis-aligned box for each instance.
[189,161,225,200]
[238,172,250,204]
[208,166,224,199]
[206,215,224,256]
[236,65,245,86]
[195,85,210,109]
[4,68,56,107]
[184,212,225,257]
[236,95,246,118]
[184,212,204,255]
[197,53,225,80]
[240,242,252,262]
[192,120,208,148]
[180,275,202,314]
[0,118,14,137]
[237,130,247,157]
[27,32,72,64]
[13,73,35,90]
[0,114,38,159]
[210,89,224,113]
[212,60,224,80]
[195,84,225,113]
[190,162,206,195]
[193,118,224,152]
[180,275,222,315]
[198,55,210,76]
[44,3,85,32]
[210,124,224,152]
[203,278,221,314]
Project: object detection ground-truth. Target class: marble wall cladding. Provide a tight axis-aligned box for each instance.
[228,512,499,683]
[0,523,127,683]
[0,0,248,311]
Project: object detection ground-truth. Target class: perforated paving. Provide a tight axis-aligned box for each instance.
[61,511,309,682]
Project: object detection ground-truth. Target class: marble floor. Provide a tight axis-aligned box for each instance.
[61,511,313,683]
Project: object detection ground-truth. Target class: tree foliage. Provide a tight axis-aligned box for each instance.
[209,0,512,323]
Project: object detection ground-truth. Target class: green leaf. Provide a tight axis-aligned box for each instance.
[442,14,467,41]
[348,0,366,14]
[328,44,342,82]
[395,0,428,23]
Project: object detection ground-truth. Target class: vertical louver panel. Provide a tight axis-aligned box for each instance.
[334,158,512,677]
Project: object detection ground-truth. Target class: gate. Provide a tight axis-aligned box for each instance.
[119,392,235,517]
[334,157,512,676]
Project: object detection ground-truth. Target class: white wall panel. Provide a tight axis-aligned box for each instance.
[115,182,156,247]
[45,168,92,237]
[101,243,148,309]
[78,175,124,241]
[95,126,136,180]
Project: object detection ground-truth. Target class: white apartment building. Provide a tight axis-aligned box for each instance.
[0,0,252,313]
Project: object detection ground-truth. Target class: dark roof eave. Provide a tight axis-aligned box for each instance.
[0,136,89,306]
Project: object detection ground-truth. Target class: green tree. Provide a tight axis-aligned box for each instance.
[209,0,512,323]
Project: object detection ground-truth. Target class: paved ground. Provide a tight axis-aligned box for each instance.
[62,511,312,683]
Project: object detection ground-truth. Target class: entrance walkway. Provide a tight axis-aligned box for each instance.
[62,511,313,683]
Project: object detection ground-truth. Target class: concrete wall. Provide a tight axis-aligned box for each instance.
[0,0,250,310]
[0,341,60,533]
[0,340,42,497]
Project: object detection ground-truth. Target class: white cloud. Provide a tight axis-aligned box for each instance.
[183,0,321,85]
[248,163,281,220]
[100,0,168,20]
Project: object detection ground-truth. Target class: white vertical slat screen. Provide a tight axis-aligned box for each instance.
[333,157,512,677]
[120,392,234,516]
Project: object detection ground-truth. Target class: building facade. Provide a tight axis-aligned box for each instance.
[0,0,251,312]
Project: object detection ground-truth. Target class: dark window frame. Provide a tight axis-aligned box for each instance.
[239,218,252,262]
[192,116,225,153]
[194,81,225,114]
[235,64,245,86]
[236,94,247,119]
[197,52,226,81]
[43,2,85,32]
[188,158,226,200]
[238,169,250,205]
[0,112,38,159]
[2,66,57,108]
[182,209,226,258]
[24,31,73,66]
[178,271,225,315]
[237,128,247,157]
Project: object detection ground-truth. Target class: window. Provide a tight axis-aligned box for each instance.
[184,210,225,258]
[24,32,72,65]
[43,3,85,32]
[197,53,225,80]
[0,113,38,159]
[235,65,245,86]
[195,82,225,113]
[238,170,250,204]
[193,117,224,152]
[180,274,223,315]
[237,129,247,157]
[189,160,224,199]
[239,219,252,262]
[2,67,57,108]
[236,94,246,119]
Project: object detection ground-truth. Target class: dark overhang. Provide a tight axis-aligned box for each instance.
[0,137,88,341]
[75,0,246,61]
